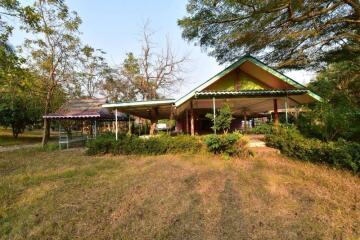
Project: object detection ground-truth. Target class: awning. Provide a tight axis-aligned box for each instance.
[102,99,175,119]
[44,98,128,120]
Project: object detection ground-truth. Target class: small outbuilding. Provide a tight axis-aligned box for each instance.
[44,98,128,148]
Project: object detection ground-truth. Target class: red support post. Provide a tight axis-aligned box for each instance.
[273,99,279,126]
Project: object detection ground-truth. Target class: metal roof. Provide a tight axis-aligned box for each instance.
[44,98,127,120]
[174,55,322,106]
[195,89,309,98]
[102,99,175,108]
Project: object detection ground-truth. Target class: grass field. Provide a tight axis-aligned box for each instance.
[0,148,359,239]
[0,128,56,146]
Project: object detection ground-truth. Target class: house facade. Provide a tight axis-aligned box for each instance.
[103,55,321,136]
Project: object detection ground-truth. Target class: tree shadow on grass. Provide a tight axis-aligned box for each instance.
[156,174,205,240]
[218,178,249,240]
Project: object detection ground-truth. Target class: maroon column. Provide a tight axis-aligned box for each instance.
[273,99,279,126]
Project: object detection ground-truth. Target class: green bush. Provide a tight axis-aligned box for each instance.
[249,123,276,135]
[86,133,202,156]
[265,127,360,173]
[204,132,249,157]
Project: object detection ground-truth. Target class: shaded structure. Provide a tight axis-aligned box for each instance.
[44,98,128,148]
[103,55,322,136]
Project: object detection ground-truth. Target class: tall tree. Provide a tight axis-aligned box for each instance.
[138,24,188,99]
[102,24,188,101]
[178,0,360,69]
[0,44,43,138]
[22,0,82,146]
[102,52,139,101]
[77,45,108,98]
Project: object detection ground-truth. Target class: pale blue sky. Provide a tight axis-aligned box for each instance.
[11,0,314,98]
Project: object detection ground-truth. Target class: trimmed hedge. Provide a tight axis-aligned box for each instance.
[86,133,202,155]
[204,132,250,157]
[265,127,360,173]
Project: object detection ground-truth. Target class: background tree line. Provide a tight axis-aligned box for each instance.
[0,0,186,144]
[1,0,359,144]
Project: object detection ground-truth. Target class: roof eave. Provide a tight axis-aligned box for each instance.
[102,99,175,108]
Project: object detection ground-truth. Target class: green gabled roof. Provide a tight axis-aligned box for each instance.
[195,89,309,98]
[175,55,321,106]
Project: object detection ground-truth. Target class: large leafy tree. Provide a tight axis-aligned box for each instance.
[102,52,139,101]
[0,93,42,138]
[178,0,360,69]
[22,0,82,146]
[0,44,43,137]
[297,57,360,141]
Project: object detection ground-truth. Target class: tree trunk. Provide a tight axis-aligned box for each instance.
[150,119,157,135]
[42,118,51,146]
[12,127,19,139]
[42,88,53,146]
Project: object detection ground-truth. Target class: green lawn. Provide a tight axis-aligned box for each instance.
[0,148,359,239]
[0,128,56,146]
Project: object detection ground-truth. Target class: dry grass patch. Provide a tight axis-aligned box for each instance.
[0,148,359,239]
[0,129,57,146]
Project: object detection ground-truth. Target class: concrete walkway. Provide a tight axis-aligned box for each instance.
[247,134,280,154]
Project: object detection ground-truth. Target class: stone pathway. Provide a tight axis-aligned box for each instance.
[247,134,280,154]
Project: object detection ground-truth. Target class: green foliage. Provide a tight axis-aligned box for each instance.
[0,0,39,41]
[204,132,249,157]
[0,44,43,138]
[178,1,359,68]
[297,102,360,142]
[86,134,202,155]
[0,96,40,138]
[309,57,360,106]
[102,52,139,102]
[77,45,109,98]
[298,57,360,142]
[249,123,276,135]
[265,127,360,173]
[205,104,234,133]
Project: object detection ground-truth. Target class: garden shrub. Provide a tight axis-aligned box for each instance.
[86,133,202,155]
[249,123,276,135]
[265,127,360,173]
[204,132,250,157]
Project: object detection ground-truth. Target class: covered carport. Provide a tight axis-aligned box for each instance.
[102,99,175,138]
